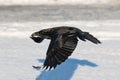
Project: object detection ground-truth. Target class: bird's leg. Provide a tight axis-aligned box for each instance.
[32,65,42,70]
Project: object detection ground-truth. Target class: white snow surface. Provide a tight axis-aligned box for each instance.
[0,0,120,5]
[0,20,120,80]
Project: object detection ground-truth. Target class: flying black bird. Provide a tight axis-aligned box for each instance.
[30,26,101,70]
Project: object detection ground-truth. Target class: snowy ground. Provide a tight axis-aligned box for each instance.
[0,0,120,5]
[0,5,120,80]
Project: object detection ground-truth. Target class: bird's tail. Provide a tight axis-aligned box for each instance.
[77,30,101,44]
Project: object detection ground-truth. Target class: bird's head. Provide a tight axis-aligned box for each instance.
[30,29,51,43]
[30,31,44,43]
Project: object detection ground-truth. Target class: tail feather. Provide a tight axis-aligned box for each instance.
[78,32,101,44]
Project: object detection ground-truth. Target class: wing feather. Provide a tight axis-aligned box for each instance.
[43,34,78,70]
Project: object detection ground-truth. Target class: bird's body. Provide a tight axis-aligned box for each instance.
[30,26,101,70]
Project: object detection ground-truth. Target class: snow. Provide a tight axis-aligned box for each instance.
[0,20,120,80]
[0,0,120,5]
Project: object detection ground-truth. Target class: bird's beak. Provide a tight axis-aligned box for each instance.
[30,35,33,39]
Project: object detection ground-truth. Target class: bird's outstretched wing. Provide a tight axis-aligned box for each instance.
[78,32,101,44]
[43,33,78,70]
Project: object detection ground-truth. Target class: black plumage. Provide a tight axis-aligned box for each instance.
[30,26,101,70]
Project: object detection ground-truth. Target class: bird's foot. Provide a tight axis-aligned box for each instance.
[32,65,42,70]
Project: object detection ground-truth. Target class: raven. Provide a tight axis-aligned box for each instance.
[30,26,101,70]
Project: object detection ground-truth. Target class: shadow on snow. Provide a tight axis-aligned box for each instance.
[36,58,98,80]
